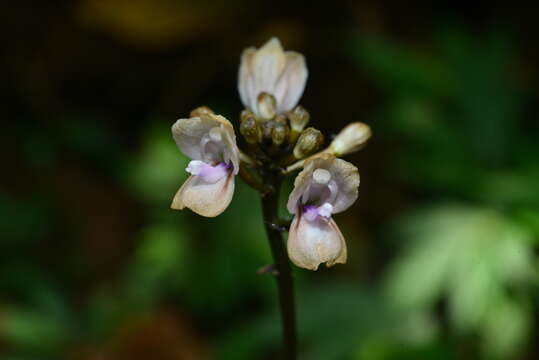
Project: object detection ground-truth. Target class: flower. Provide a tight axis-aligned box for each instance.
[171,113,239,217]
[286,154,360,270]
[238,37,308,119]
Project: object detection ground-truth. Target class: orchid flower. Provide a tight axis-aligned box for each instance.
[238,37,308,119]
[286,154,360,270]
[170,113,239,217]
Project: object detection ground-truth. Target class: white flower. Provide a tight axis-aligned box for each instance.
[171,113,239,217]
[238,37,308,119]
[286,154,360,270]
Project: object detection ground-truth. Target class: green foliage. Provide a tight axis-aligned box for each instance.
[218,283,395,360]
[0,308,68,353]
[124,223,192,306]
[0,274,73,358]
[385,205,536,358]
[124,122,190,205]
[353,28,539,207]
[357,38,451,98]
[354,27,539,359]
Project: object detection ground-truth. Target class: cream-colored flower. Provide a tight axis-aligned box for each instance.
[171,113,239,217]
[238,37,308,119]
[286,154,359,270]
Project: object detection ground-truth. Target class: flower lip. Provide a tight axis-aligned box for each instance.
[287,205,347,270]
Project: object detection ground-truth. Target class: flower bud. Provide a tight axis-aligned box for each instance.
[328,122,371,156]
[274,114,288,125]
[190,106,214,118]
[288,106,310,143]
[256,92,277,120]
[260,119,275,139]
[289,106,310,132]
[272,123,289,146]
[240,109,255,122]
[293,127,324,159]
[240,116,261,144]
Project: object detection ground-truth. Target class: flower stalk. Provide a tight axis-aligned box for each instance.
[260,171,297,360]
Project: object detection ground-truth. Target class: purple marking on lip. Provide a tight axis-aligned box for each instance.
[186,160,232,183]
[302,203,333,222]
[303,205,320,222]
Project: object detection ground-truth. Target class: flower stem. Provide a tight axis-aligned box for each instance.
[261,173,297,360]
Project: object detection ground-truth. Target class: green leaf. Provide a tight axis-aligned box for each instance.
[482,295,531,358]
[384,204,536,358]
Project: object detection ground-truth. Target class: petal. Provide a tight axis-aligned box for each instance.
[238,47,256,110]
[170,173,235,217]
[219,118,240,174]
[325,157,360,213]
[286,157,317,214]
[274,52,308,113]
[172,117,215,160]
[287,214,347,270]
[251,38,286,101]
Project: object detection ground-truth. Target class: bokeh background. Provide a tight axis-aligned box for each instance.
[2,1,539,359]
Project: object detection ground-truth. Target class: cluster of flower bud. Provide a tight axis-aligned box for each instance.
[239,99,324,164]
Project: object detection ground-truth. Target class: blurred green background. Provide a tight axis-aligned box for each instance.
[2,1,539,359]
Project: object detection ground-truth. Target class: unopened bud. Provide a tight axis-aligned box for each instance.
[289,106,310,132]
[260,119,274,139]
[272,123,289,146]
[190,106,214,118]
[241,109,255,122]
[240,116,261,144]
[274,114,288,125]
[256,92,277,120]
[293,127,324,159]
[328,122,371,156]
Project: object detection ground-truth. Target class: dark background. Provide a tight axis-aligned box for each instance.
[2,1,539,359]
